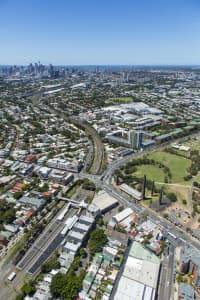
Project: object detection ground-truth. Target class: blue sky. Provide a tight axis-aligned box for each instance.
[0,0,200,65]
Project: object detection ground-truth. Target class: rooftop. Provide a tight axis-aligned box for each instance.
[129,241,160,264]
[92,191,118,212]
[123,256,159,289]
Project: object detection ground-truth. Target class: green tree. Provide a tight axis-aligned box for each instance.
[50,272,67,297]
[118,206,124,212]
[16,294,24,300]
[79,248,87,258]
[21,282,36,296]
[88,228,107,254]
[167,192,177,202]
[41,257,60,273]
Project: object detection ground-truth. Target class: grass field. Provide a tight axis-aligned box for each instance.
[124,147,198,207]
[182,139,200,152]
[134,164,165,182]
[170,138,200,184]
[171,140,200,158]
[146,151,191,183]
[111,97,133,103]
[66,183,81,198]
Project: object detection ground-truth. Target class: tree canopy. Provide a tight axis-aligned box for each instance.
[50,268,85,300]
[0,199,16,224]
[88,228,107,254]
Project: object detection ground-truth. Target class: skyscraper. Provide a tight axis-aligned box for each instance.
[129,130,143,149]
[134,131,143,149]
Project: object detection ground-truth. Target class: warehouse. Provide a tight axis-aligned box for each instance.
[112,207,133,224]
[120,183,142,200]
[115,276,154,300]
[114,241,160,300]
[92,191,118,213]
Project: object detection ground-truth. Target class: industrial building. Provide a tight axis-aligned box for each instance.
[112,207,134,224]
[92,191,118,213]
[119,183,142,201]
[114,241,160,300]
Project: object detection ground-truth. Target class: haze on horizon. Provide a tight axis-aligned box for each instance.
[0,0,200,66]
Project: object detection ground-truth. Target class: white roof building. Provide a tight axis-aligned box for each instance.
[114,241,160,300]
[120,184,142,200]
[113,207,133,224]
[92,191,118,213]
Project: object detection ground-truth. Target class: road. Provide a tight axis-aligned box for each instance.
[157,242,175,300]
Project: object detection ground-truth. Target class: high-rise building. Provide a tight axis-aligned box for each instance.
[129,130,135,147]
[129,130,143,149]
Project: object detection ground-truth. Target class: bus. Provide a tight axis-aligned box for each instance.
[8,272,16,281]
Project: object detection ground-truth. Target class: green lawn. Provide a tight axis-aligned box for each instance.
[182,139,200,152]
[111,97,133,103]
[170,140,200,158]
[134,164,165,182]
[146,151,191,183]
[66,183,81,198]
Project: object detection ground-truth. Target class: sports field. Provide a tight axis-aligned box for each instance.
[111,97,133,103]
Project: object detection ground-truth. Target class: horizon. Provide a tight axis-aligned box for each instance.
[1,64,200,67]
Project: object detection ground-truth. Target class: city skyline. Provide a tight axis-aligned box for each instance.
[0,0,200,65]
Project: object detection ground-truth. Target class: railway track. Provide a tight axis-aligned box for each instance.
[68,117,104,175]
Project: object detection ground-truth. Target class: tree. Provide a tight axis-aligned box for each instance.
[21,281,36,296]
[41,257,60,273]
[61,276,82,300]
[167,192,177,202]
[2,208,16,223]
[118,205,124,212]
[38,183,49,192]
[14,191,23,199]
[50,272,67,297]
[97,217,104,226]
[164,176,168,183]
[0,199,16,224]
[79,248,87,258]
[50,269,85,300]
[16,294,24,300]
[88,228,107,254]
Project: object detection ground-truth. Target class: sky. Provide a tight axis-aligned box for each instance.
[0,0,200,65]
